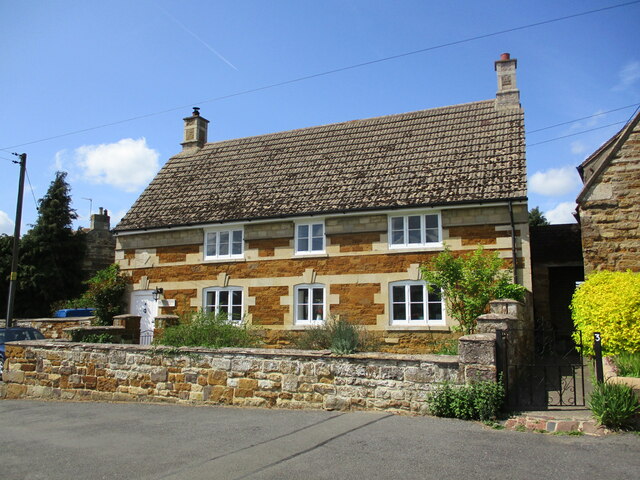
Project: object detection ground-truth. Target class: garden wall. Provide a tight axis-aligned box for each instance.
[1,341,475,414]
[13,318,93,339]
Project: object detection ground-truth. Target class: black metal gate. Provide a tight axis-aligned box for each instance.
[498,329,586,409]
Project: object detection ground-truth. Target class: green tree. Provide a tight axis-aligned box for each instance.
[420,246,526,335]
[85,264,128,325]
[15,172,86,317]
[528,206,549,227]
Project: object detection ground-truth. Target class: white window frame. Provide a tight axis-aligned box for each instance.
[389,280,446,326]
[204,226,244,260]
[294,221,325,255]
[203,286,244,323]
[388,212,442,248]
[294,284,326,325]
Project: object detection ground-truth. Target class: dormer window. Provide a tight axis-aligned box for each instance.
[205,227,244,260]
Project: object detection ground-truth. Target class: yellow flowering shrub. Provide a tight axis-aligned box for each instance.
[571,270,640,356]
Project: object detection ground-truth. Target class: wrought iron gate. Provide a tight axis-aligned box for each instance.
[498,329,586,409]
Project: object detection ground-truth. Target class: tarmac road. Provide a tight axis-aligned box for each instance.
[1,399,638,480]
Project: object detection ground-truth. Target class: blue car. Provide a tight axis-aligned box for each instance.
[0,327,45,378]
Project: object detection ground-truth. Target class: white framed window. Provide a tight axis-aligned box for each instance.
[295,221,325,254]
[389,212,441,248]
[204,227,244,260]
[294,284,326,325]
[389,281,445,326]
[203,287,243,322]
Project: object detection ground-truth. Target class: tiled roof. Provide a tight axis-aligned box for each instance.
[116,99,526,232]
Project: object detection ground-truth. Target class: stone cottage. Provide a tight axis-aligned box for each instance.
[114,53,531,350]
[576,110,640,273]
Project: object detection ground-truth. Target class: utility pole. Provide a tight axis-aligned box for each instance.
[6,153,27,328]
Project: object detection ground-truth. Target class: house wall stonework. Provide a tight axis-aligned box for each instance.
[579,124,640,273]
[115,205,531,351]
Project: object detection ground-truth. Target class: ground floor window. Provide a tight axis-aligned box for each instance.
[294,284,325,325]
[203,287,243,322]
[390,280,445,326]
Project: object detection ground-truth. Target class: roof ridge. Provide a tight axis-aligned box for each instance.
[176,99,498,153]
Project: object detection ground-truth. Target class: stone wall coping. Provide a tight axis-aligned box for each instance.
[7,340,459,365]
[113,314,142,319]
[155,314,179,320]
[476,313,518,321]
[12,317,95,323]
[62,326,126,333]
[458,333,496,342]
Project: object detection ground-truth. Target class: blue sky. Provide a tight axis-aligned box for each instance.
[1,0,639,235]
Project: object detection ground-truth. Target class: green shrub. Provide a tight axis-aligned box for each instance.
[421,246,526,334]
[71,331,119,344]
[428,379,505,421]
[155,311,261,349]
[571,270,640,356]
[588,380,640,430]
[614,351,640,378]
[293,317,379,354]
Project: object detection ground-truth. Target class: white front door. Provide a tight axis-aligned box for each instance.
[131,290,158,345]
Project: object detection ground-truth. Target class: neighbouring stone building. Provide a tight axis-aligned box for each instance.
[576,110,640,273]
[114,53,531,350]
[82,207,116,279]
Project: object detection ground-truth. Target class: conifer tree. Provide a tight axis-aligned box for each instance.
[15,172,86,317]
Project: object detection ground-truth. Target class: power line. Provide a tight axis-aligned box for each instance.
[527,121,626,147]
[2,0,639,151]
[527,103,640,133]
[25,167,39,210]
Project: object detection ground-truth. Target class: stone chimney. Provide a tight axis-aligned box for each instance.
[181,107,209,150]
[494,53,520,111]
[90,207,110,231]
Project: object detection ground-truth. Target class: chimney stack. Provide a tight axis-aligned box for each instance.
[90,207,110,231]
[494,53,520,111]
[181,107,209,150]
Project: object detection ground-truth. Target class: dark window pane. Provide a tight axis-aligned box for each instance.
[312,288,323,304]
[206,292,215,306]
[312,223,323,237]
[391,231,404,245]
[219,291,229,306]
[429,303,443,320]
[409,285,424,302]
[391,217,404,230]
[232,290,242,305]
[425,229,439,243]
[231,306,242,321]
[393,303,406,321]
[410,303,424,320]
[298,288,308,304]
[298,304,308,321]
[427,286,442,302]
[425,214,439,229]
[312,237,323,251]
[298,238,309,252]
[206,233,217,256]
[392,286,405,302]
[408,229,421,244]
[408,215,421,229]
[232,230,242,243]
[232,241,242,255]
[312,305,324,320]
[298,225,309,238]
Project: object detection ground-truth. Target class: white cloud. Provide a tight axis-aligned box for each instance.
[570,141,586,155]
[545,202,577,224]
[74,138,159,192]
[528,166,581,197]
[613,60,640,92]
[110,208,129,227]
[0,210,14,235]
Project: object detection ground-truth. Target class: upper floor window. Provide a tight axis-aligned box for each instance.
[294,284,325,325]
[205,227,243,260]
[389,213,441,248]
[390,280,445,326]
[203,287,243,322]
[295,222,325,254]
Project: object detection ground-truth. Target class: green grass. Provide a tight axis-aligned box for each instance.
[614,351,640,378]
[552,430,584,436]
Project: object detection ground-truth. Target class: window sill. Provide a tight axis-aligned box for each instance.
[386,325,451,332]
[388,243,444,253]
[292,252,329,259]
[203,257,247,264]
